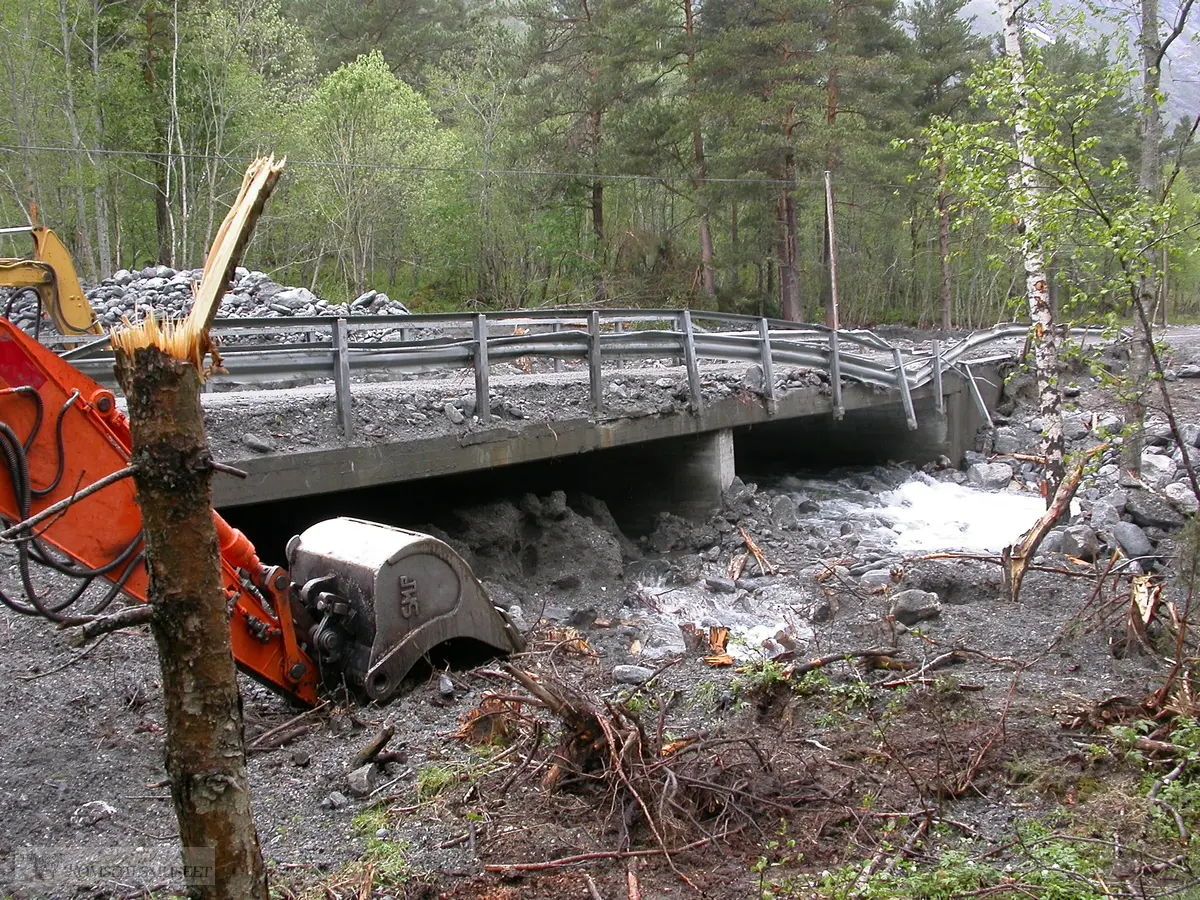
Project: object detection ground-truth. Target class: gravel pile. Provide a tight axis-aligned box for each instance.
[1,265,412,337]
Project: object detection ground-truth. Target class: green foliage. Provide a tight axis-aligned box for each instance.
[416,763,456,802]
[808,830,1109,900]
[5,0,1198,326]
[916,35,1165,323]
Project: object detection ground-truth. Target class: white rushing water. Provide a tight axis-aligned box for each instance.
[628,473,1048,661]
[841,476,1047,556]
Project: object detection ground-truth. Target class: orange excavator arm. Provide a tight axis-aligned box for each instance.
[0,316,320,704]
[0,226,103,337]
[0,314,524,706]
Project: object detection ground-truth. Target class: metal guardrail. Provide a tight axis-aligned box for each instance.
[59,309,1045,439]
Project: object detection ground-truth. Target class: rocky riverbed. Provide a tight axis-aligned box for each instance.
[5,306,1200,897]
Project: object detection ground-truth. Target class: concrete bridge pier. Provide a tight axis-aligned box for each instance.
[599,428,736,531]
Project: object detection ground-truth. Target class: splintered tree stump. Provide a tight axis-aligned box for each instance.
[115,345,268,900]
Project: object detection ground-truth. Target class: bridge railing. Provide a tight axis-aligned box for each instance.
[57,310,1050,439]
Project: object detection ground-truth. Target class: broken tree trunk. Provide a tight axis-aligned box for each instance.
[109,155,282,900]
[114,346,267,900]
[1001,446,1104,602]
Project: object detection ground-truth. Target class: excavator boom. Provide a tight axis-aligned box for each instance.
[0,226,103,337]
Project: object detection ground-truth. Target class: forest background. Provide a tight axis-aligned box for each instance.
[2,0,1197,328]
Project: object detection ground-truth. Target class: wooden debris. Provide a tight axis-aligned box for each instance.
[703,626,734,667]
[454,697,520,746]
[738,526,775,575]
[246,701,330,754]
[351,724,395,769]
[71,604,153,646]
[1001,445,1105,602]
[543,627,598,657]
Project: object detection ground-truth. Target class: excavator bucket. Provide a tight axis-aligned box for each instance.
[287,517,524,702]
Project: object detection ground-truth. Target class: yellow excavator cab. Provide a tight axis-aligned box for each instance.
[0,225,102,336]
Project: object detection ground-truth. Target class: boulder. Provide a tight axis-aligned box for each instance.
[242,433,276,453]
[1061,525,1098,562]
[993,426,1026,455]
[1165,481,1200,515]
[1140,452,1176,489]
[967,462,1013,491]
[889,589,941,626]
[1112,521,1154,560]
[859,568,896,593]
[613,665,655,685]
[347,764,379,797]
[1089,501,1121,533]
[1062,416,1090,442]
[1126,489,1186,530]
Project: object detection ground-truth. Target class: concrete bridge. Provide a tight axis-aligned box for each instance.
[66,310,1024,525]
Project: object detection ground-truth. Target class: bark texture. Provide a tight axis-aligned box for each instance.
[1001,0,1064,493]
[114,345,267,900]
[1123,0,1163,475]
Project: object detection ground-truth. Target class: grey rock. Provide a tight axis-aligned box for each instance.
[1126,490,1186,530]
[889,589,941,626]
[352,290,378,308]
[242,433,276,453]
[325,791,349,809]
[437,673,455,698]
[1112,521,1154,559]
[613,665,655,685]
[1165,481,1200,515]
[1140,452,1176,488]
[1063,416,1090,441]
[859,568,896,592]
[967,462,1013,491]
[1172,444,1200,468]
[1061,525,1098,562]
[993,426,1025,455]
[1090,501,1121,533]
[638,622,686,660]
[1041,529,1065,553]
[1179,364,1200,378]
[743,364,764,392]
[347,764,378,797]
[1181,423,1200,447]
[444,403,465,425]
[705,577,737,594]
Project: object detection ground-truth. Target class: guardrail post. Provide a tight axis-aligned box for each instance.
[400,327,411,344]
[589,311,603,415]
[614,320,624,369]
[757,317,776,414]
[893,347,918,430]
[932,339,945,415]
[682,310,703,415]
[829,330,844,420]
[963,363,992,428]
[672,313,683,368]
[473,314,490,419]
[332,317,353,438]
[552,322,564,373]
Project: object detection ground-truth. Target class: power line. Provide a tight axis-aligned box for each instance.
[0,143,919,191]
